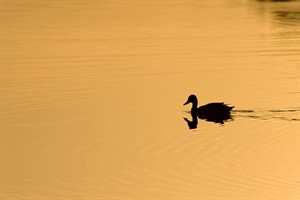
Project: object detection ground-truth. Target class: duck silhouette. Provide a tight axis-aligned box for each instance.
[183,94,234,124]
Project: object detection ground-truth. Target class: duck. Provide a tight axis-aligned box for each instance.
[183,94,234,123]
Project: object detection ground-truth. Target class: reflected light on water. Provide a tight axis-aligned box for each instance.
[2,0,300,199]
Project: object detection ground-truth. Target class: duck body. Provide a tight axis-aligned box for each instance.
[198,103,233,116]
[184,94,234,124]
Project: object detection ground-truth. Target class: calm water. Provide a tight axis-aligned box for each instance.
[2,0,300,199]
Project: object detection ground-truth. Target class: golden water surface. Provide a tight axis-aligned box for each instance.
[2,0,300,199]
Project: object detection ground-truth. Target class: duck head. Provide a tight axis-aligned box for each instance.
[183,94,198,106]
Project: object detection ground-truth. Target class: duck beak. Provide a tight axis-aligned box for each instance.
[183,100,189,106]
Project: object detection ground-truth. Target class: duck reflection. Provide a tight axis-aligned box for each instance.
[184,115,198,129]
[183,113,233,129]
[183,94,234,129]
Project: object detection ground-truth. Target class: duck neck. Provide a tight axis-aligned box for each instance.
[191,100,198,114]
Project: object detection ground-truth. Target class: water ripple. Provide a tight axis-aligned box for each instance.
[233,107,300,122]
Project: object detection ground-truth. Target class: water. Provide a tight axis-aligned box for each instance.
[2,0,300,199]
